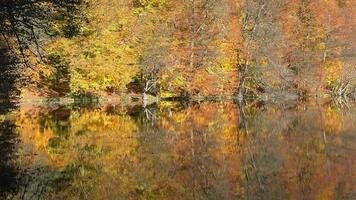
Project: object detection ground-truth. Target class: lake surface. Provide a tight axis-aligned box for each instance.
[0,100,355,200]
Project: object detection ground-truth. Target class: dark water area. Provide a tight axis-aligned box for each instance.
[0,100,355,200]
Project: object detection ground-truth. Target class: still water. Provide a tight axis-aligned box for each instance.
[0,100,355,200]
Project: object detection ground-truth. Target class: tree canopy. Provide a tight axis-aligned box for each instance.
[1,0,355,99]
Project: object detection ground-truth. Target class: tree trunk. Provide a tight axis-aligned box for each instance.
[237,60,248,99]
[190,0,196,70]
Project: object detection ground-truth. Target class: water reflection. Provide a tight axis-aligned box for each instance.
[1,101,355,199]
[0,102,19,199]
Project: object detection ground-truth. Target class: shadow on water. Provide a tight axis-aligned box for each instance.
[0,102,19,199]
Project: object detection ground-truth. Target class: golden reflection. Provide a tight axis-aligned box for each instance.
[11,102,356,199]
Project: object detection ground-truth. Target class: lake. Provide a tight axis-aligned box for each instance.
[0,100,355,200]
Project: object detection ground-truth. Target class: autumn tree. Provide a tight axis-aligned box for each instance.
[235,0,356,99]
[0,0,85,98]
[0,0,85,68]
[155,0,238,98]
[130,0,172,96]
[282,0,356,97]
[235,0,299,99]
[44,0,143,96]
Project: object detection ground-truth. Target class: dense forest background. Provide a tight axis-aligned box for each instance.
[1,0,355,100]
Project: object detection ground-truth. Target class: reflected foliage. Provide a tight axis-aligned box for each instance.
[0,101,355,199]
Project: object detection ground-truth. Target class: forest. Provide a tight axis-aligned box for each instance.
[0,0,356,101]
[1,1,356,199]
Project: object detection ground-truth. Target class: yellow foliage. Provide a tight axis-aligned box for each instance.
[325,106,343,134]
[0,115,5,123]
[325,60,343,87]
[46,0,141,95]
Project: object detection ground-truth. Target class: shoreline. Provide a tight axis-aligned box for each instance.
[1,92,353,107]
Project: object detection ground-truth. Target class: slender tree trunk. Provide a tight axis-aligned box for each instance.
[202,0,209,67]
[237,60,248,99]
[190,0,196,70]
